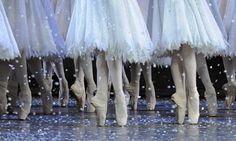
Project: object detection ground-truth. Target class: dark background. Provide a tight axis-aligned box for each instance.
[29,57,227,99]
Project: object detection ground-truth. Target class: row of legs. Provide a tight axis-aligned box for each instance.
[2,46,236,125]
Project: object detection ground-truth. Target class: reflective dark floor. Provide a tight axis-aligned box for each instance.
[0,98,236,141]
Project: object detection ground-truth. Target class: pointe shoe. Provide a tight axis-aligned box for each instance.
[222,81,236,91]
[77,91,86,112]
[126,83,139,111]
[171,93,186,124]
[225,87,235,110]
[188,92,200,124]
[42,95,53,114]
[86,85,96,113]
[223,82,236,109]
[18,88,32,120]
[71,82,86,111]
[59,80,69,107]
[204,90,218,117]
[123,90,130,106]
[115,94,128,126]
[41,85,53,114]
[145,87,156,111]
[91,95,108,126]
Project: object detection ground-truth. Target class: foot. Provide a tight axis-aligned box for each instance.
[223,82,236,109]
[86,85,96,112]
[123,90,130,106]
[204,90,218,117]
[59,80,69,107]
[91,95,108,127]
[188,92,200,124]
[71,82,86,111]
[41,87,53,114]
[115,94,128,126]
[42,96,53,114]
[225,87,235,110]
[171,93,186,124]
[126,83,139,111]
[18,88,32,120]
[145,87,156,110]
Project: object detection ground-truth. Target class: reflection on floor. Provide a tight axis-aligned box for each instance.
[0,98,235,141]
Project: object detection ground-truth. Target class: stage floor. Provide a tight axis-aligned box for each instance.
[0,98,236,141]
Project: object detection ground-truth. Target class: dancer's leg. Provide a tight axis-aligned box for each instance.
[14,53,32,119]
[52,59,69,106]
[171,51,186,124]
[7,71,18,113]
[107,58,128,126]
[141,63,156,110]
[79,56,96,112]
[223,57,236,109]
[122,65,130,90]
[43,60,53,91]
[71,57,86,111]
[196,54,217,116]
[181,45,199,124]
[28,58,53,114]
[130,63,141,110]
[91,52,109,126]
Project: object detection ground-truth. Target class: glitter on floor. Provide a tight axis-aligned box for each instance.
[0,98,236,141]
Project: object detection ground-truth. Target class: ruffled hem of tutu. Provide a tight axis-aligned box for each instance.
[0,45,20,60]
[156,39,228,57]
[24,48,59,59]
[66,41,154,63]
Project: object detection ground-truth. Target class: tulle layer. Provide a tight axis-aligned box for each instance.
[153,0,227,56]
[0,1,19,60]
[66,0,153,63]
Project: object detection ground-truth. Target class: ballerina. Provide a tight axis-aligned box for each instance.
[123,0,156,111]
[52,0,96,112]
[152,0,226,124]
[66,0,153,126]
[3,0,33,119]
[41,0,69,107]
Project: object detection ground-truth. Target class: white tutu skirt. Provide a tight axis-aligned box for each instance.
[3,0,31,57]
[66,0,153,63]
[137,0,168,65]
[52,0,74,39]
[25,0,58,58]
[220,0,236,57]
[41,0,66,57]
[66,0,109,58]
[159,0,227,56]
[206,0,227,39]
[106,0,153,62]
[0,1,19,60]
